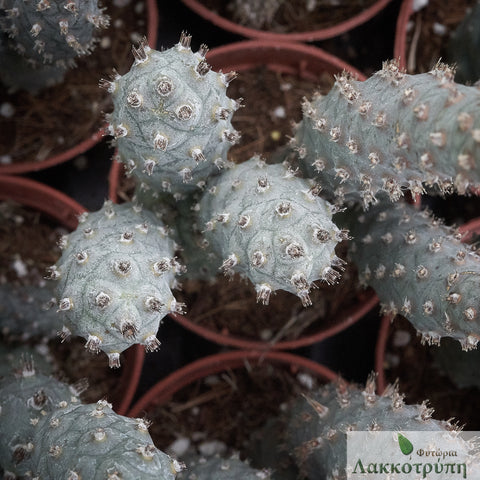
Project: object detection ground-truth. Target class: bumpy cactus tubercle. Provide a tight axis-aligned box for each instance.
[50,200,184,368]
[293,60,480,208]
[104,32,241,197]
[340,199,480,350]
[198,157,347,307]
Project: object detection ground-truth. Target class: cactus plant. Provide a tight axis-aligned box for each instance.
[0,361,180,479]
[0,282,59,341]
[197,156,347,306]
[0,360,85,478]
[292,59,480,208]
[338,198,480,350]
[178,452,272,480]
[5,16,480,480]
[104,32,240,197]
[49,200,184,368]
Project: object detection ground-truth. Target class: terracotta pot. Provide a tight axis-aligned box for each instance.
[181,0,393,42]
[0,0,159,176]
[375,215,480,394]
[109,40,377,351]
[393,0,412,70]
[0,175,144,415]
[128,349,337,417]
[394,0,473,73]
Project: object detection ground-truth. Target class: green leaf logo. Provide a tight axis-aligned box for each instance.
[398,433,414,455]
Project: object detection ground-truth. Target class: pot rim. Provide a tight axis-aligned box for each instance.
[128,349,338,417]
[181,0,393,42]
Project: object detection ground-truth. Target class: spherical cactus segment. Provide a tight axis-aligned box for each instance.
[103,32,240,197]
[0,0,109,70]
[49,200,185,368]
[28,399,180,480]
[0,362,84,478]
[340,199,480,350]
[285,374,476,480]
[293,59,480,209]
[197,156,347,307]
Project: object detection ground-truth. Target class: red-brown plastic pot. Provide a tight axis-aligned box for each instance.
[375,216,480,395]
[108,40,377,351]
[128,349,338,417]
[181,0,392,43]
[393,0,413,70]
[0,175,144,415]
[0,0,159,176]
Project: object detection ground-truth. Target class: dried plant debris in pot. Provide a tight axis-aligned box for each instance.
[201,0,379,33]
[147,360,324,458]
[0,201,63,287]
[403,0,475,74]
[382,315,480,430]
[0,2,148,166]
[226,66,335,164]
[48,336,127,405]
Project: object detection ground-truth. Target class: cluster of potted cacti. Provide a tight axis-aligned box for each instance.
[2,1,480,478]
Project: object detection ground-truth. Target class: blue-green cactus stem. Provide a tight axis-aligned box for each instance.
[178,453,272,479]
[198,156,347,306]
[340,199,480,350]
[0,283,60,341]
[285,375,477,480]
[50,200,184,368]
[103,32,240,197]
[0,362,84,478]
[293,60,480,208]
[29,399,180,479]
[0,0,108,70]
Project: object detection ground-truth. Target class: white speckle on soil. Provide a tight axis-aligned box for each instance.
[197,440,227,457]
[167,437,190,457]
[0,102,15,118]
[297,372,314,390]
[432,22,447,36]
[392,329,411,347]
[11,257,28,278]
[272,106,286,119]
[412,0,428,12]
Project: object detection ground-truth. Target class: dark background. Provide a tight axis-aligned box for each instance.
[19,0,403,399]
